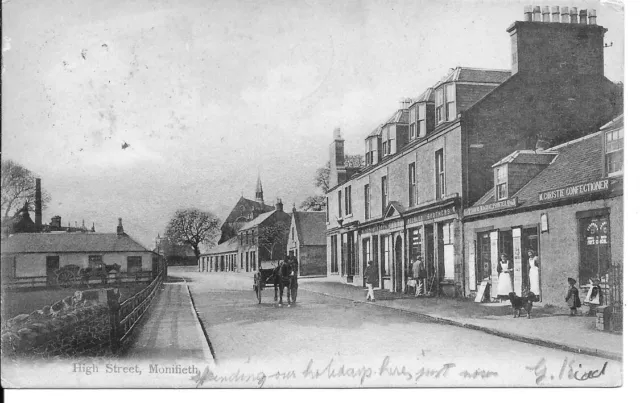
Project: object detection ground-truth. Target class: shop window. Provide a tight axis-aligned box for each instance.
[496,165,508,200]
[441,222,454,280]
[409,228,422,263]
[605,128,623,176]
[579,215,610,285]
[330,235,339,274]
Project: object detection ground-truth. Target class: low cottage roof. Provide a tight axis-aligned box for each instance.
[437,67,511,86]
[1,232,150,254]
[203,237,239,255]
[492,150,558,168]
[292,212,327,246]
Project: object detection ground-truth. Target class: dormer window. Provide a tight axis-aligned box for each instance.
[496,165,508,200]
[382,126,392,156]
[409,103,427,141]
[435,84,456,124]
[605,128,623,176]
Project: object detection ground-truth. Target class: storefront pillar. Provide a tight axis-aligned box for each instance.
[490,230,499,299]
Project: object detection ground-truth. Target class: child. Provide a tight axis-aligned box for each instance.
[565,277,581,316]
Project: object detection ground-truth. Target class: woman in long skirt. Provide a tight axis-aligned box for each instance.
[496,253,513,300]
[527,249,541,299]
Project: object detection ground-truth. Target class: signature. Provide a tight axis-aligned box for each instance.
[526,358,608,385]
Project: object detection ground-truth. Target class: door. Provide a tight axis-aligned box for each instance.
[478,233,491,282]
[425,224,435,278]
[394,235,403,293]
[579,216,610,285]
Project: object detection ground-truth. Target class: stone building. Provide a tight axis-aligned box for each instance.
[325,6,622,296]
[463,115,623,306]
[287,207,327,277]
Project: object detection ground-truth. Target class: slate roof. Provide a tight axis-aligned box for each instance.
[241,210,277,230]
[437,67,511,86]
[2,233,151,254]
[223,197,274,224]
[472,130,607,209]
[410,87,435,104]
[203,237,239,255]
[384,109,409,125]
[292,212,327,246]
[492,150,558,168]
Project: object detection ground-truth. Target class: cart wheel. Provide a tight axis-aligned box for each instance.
[57,271,75,288]
[256,284,262,304]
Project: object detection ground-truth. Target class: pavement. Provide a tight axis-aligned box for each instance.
[125,280,215,363]
[298,279,623,361]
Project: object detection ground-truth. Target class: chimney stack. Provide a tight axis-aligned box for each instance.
[532,6,541,21]
[588,9,597,25]
[570,7,578,23]
[524,5,533,21]
[276,198,284,212]
[535,138,551,151]
[579,9,588,24]
[561,7,570,23]
[542,6,550,22]
[551,6,560,22]
[35,178,42,230]
[117,218,124,235]
[329,127,347,188]
[50,215,62,229]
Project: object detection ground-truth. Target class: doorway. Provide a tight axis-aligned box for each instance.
[477,232,491,282]
[394,235,403,293]
[521,227,539,294]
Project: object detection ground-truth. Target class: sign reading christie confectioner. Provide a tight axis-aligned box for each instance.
[538,179,610,203]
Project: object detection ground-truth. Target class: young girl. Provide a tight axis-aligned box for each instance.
[565,277,581,316]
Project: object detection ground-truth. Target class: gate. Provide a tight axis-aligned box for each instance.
[603,262,623,332]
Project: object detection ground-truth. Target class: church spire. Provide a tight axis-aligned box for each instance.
[255,175,264,203]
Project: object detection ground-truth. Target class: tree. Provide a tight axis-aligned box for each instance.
[164,208,221,260]
[1,159,51,219]
[314,162,331,194]
[299,195,326,211]
[259,222,289,261]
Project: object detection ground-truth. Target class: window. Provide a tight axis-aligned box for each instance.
[241,253,244,269]
[409,106,416,140]
[382,127,392,156]
[417,103,426,137]
[435,149,445,199]
[409,162,417,207]
[382,235,390,276]
[363,238,371,268]
[252,230,256,245]
[88,255,103,268]
[436,84,456,124]
[365,138,376,165]
[441,222,455,280]
[381,176,388,213]
[46,256,59,272]
[127,256,143,272]
[364,184,371,219]
[345,186,352,215]
[326,197,330,222]
[338,190,343,217]
[446,84,456,121]
[496,165,508,200]
[605,128,623,176]
[330,235,339,273]
[409,228,422,263]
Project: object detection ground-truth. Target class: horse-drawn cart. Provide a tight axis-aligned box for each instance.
[253,267,298,304]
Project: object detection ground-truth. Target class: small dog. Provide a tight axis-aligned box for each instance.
[508,292,537,318]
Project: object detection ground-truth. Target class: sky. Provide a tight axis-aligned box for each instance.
[1,0,626,248]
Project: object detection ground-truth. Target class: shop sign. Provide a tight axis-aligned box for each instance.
[463,197,518,217]
[538,179,610,203]
[407,206,457,225]
[360,219,403,234]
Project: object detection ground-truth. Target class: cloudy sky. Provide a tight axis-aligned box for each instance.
[2,0,625,247]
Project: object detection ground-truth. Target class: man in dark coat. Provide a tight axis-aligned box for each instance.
[364,261,378,302]
[412,256,425,297]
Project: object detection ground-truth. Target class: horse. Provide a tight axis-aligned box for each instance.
[273,260,295,306]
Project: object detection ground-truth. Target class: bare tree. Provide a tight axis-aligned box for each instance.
[300,195,326,211]
[1,160,51,219]
[259,222,289,260]
[164,208,221,260]
[314,162,331,194]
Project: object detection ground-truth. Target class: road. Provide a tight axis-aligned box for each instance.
[176,267,621,388]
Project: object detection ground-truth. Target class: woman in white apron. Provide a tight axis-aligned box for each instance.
[527,249,541,299]
[496,253,513,300]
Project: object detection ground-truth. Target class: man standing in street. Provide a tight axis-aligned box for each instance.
[364,261,378,302]
[412,256,425,297]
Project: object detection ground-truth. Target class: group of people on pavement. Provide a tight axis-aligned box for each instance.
[496,249,583,316]
[363,254,432,302]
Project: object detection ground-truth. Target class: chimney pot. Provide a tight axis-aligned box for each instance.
[533,6,541,21]
[561,7,570,23]
[524,5,533,21]
[117,218,124,235]
[542,6,550,22]
[570,7,578,23]
[551,6,560,22]
[579,9,588,24]
[588,9,597,25]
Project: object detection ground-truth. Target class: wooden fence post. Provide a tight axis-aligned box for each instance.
[107,288,122,353]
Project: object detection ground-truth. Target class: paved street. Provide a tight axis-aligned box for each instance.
[176,267,621,387]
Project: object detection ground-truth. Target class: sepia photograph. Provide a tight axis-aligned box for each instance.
[0,0,627,389]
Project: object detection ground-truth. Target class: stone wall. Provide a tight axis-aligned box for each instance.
[1,289,118,359]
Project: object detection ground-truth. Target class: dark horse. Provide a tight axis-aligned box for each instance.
[273,259,296,306]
